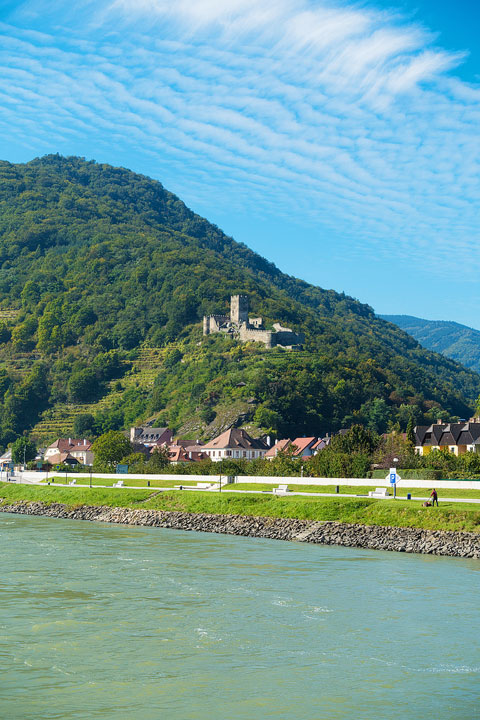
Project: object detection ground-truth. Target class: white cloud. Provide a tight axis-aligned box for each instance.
[0,0,479,284]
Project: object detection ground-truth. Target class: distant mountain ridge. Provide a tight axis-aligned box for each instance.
[380,315,480,374]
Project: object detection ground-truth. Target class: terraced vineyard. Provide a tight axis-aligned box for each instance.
[31,347,171,443]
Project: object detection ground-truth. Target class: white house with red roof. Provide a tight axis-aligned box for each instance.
[164,444,207,464]
[266,436,322,460]
[44,438,93,466]
[202,428,268,462]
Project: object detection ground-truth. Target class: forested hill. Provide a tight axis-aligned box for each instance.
[381,316,480,374]
[0,154,477,447]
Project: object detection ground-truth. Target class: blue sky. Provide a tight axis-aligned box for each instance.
[0,0,479,327]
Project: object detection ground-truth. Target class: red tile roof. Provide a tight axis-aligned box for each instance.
[265,438,291,458]
[47,438,91,452]
[291,437,316,455]
[203,428,268,451]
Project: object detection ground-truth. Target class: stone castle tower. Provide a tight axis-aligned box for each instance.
[230,295,249,325]
[203,294,304,349]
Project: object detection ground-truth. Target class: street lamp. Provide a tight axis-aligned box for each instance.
[393,457,398,498]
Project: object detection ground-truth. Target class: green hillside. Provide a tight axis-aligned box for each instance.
[381,315,480,374]
[0,154,477,447]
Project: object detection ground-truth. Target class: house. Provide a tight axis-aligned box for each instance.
[44,438,94,466]
[290,437,317,458]
[265,436,330,460]
[265,438,292,460]
[0,448,12,469]
[202,428,269,462]
[129,426,173,447]
[311,436,330,452]
[164,444,207,464]
[414,419,480,456]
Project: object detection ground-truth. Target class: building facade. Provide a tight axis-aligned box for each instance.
[202,428,269,461]
[414,420,480,456]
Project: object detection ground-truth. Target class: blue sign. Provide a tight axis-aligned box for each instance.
[116,464,129,474]
[389,473,396,484]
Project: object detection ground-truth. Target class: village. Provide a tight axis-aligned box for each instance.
[3,418,480,474]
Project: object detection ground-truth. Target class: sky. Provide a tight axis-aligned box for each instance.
[0,0,479,326]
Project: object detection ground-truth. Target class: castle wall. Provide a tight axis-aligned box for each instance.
[239,326,274,349]
[274,330,305,346]
[203,315,229,335]
[203,295,304,348]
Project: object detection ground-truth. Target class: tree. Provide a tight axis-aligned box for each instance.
[148,446,170,471]
[91,431,132,467]
[73,413,96,438]
[68,369,100,402]
[0,323,11,344]
[360,397,391,434]
[254,405,283,433]
[11,317,37,352]
[406,416,415,446]
[11,437,36,465]
[475,393,480,418]
[330,424,379,456]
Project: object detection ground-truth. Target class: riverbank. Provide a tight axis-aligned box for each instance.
[1,488,480,558]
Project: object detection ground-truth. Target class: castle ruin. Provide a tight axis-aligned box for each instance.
[203,295,304,349]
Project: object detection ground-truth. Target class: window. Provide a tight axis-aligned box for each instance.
[227,450,231,457]
[243,451,246,457]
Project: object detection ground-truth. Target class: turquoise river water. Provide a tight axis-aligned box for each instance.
[1,513,479,719]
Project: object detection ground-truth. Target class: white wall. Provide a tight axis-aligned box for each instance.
[18,470,480,490]
[235,476,480,490]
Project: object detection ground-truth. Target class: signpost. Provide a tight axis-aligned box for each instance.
[385,467,401,498]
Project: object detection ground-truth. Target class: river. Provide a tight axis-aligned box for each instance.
[1,513,479,719]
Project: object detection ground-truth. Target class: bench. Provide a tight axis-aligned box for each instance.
[273,484,290,495]
[69,479,77,486]
[113,480,124,488]
[196,482,212,488]
[368,487,390,498]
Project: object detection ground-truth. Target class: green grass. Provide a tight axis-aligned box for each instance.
[225,483,480,499]
[37,477,480,500]
[1,482,480,533]
[44,477,202,488]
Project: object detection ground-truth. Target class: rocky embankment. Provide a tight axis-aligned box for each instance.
[1,501,480,558]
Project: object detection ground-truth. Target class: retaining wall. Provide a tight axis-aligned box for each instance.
[1,501,479,558]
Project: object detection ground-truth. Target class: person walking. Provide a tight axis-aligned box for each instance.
[430,488,439,506]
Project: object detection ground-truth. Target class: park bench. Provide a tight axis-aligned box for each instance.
[273,484,290,495]
[69,479,77,486]
[113,480,124,488]
[368,487,390,498]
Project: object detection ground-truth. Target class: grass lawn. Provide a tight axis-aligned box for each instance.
[1,482,480,533]
[44,477,202,488]
[38,478,480,500]
[224,482,480,500]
